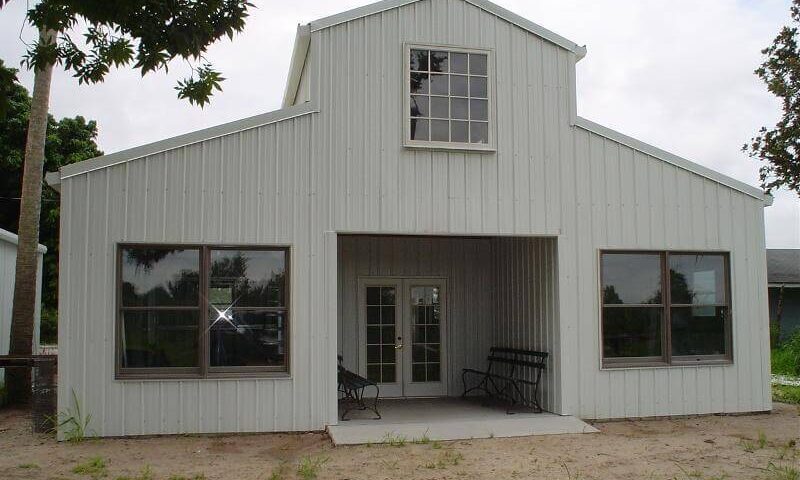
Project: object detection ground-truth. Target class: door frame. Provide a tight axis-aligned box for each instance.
[357,276,449,398]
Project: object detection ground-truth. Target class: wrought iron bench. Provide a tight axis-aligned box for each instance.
[337,355,381,421]
[461,347,547,413]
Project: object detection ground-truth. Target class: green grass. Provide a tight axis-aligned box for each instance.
[772,331,800,377]
[72,457,108,479]
[773,384,800,404]
[296,456,329,480]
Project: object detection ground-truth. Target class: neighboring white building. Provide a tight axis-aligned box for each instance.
[0,228,46,385]
[46,0,773,437]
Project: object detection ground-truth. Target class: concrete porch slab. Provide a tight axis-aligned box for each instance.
[327,398,599,445]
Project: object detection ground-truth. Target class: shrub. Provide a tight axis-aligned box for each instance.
[772,331,800,377]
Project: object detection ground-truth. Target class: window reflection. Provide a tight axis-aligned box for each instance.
[408,47,490,145]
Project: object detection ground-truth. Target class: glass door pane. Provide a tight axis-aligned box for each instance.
[409,286,441,383]
[364,285,397,383]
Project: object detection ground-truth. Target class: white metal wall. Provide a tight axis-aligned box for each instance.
[56,114,334,436]
[56,0,771,436]
[563,128,771,419]
[492,236,559,413]
[0,229,44,385]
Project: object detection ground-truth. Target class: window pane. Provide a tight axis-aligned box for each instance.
[469,53,487,75]
[121,311,198,368]
[209,310,286,367]
[381,286,396,305]
[470,122,488,143]
[451,75,468,96]
[601,253,662,305]
[410,49,428,71]
[427,363,440,381]
[671,306,727,356]
[602,307,662,358]
[450,52,468,74]
[430,50,449,72]
[410,95,429,117]
[366,286,381,306]
[431,120,449,141]
[410,73,429,94]
[429,74,448,95]
[470,99,488,121]
[411,118,429,140]
[669,254,726,305]
[430,96,449,118]
[451,98,468,119]
[209,249,286,308]
[413,363,426,382]
[470,76,487,98]
[451,121,468,143]
[121,248,199,307]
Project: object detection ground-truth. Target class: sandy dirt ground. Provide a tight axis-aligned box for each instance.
[0,403,798,480]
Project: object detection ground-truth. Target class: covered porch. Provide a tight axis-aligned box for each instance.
[333,234,585,442]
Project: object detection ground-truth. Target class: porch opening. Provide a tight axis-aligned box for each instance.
[335,234,575,440]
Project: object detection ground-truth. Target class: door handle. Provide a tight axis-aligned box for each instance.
[395,343,403,350]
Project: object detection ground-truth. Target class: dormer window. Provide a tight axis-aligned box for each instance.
[405,45,494,150]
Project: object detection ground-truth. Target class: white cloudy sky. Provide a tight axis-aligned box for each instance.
[1,0,798,247]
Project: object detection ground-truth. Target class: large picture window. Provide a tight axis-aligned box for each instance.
[405,45,493,150]
[600,251,731,367]
[117,244,289,378]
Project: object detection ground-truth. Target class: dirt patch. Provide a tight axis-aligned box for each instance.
[1,404,798,479]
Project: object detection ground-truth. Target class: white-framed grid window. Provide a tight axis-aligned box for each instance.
[404,44,494,151]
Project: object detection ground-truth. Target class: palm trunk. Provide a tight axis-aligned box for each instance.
[7,28,56,406]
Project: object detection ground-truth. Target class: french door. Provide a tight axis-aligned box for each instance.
[357,277,447,397]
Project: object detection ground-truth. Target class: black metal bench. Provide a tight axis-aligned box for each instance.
[461,347,547,413]
[337,355,381,421]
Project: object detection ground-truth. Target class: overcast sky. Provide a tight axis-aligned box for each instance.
[1,0,798,247]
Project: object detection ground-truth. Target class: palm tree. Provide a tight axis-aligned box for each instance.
[6,28,55,404]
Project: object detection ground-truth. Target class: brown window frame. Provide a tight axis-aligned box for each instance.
[600,250,733,369]
[116,243,291,380]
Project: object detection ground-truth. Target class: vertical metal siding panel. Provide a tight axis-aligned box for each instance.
[84,170,108,435]
[731,193,752,411]
[542,44,561,233]
[511,29,531,233]
[163,150,184,240]
[618,146,636,243]
[529,37,547,232]
[145,155,167,241]
[103,166,127,436]
[67,175,90,424]
[364,16,382,232]
[182,144,204,242]
[494,19,514,233]
[633,153,651,247]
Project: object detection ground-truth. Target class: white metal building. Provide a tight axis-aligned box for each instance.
[47,0,773,437]
[0,228,46,386]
